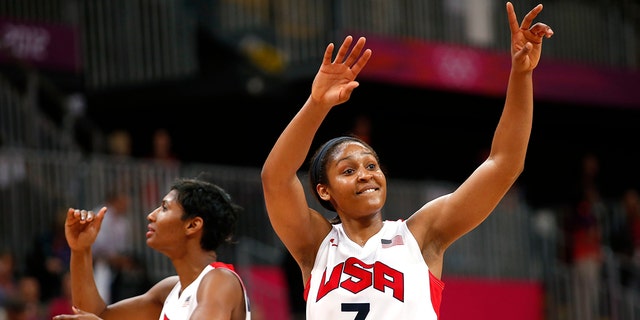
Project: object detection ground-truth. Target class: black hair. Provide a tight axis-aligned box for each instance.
[170,173,242,251]
[308,135,380,221]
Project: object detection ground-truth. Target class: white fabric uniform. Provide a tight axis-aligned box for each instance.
[305,220,444,319]
[159,262,251,320]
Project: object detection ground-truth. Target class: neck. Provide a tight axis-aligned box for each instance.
[174,250,218,288]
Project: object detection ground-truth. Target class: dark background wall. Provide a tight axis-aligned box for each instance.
[1,0,636,212]
[84,75,640,210]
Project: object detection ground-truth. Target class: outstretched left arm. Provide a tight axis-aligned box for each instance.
[408,2,554,278]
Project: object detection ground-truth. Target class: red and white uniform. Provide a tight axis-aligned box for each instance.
[159,262,251,320]
[304,219,444,319]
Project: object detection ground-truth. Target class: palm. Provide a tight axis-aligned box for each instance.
[65,224,97,250]
[507,2,553,72]
[64,209,102,250]
[312,63,358,104]
[511,29,542,71]
[310,36,371,106]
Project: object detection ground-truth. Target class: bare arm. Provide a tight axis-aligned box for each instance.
[65,207,109,314]
[407,2,554,277]
[64,207,172,320]
[53,278,175,320]
[261,36,372,273]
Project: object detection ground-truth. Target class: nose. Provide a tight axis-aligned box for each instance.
[357,167,373,180]
[147,207,159,221]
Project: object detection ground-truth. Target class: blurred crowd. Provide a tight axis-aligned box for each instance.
[0,128,638,320]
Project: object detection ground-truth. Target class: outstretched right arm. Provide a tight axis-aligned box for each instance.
[261,36,372,273]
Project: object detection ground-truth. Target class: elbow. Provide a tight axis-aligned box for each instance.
[508,159,525,180]
[261,161,276,182]
[493,155,525,181]
[261,162,291,192]
[260,166,274,192]
[513,165,525,181]
[260,165,269,181]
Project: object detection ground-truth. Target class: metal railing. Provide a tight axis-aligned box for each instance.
[1,148,638,318]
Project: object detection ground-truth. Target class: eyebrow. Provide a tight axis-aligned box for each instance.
[161,198,174,206]
[337,150,374,162]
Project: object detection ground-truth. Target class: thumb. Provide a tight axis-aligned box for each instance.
[94,206,108,222]
[72,306,87,314]
[513,42,532,68]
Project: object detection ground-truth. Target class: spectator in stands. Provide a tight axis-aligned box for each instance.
[142,128,181,209]
[47,272,73,319]
[0,247,19,308]
[105,130,132,159]
[15,276,46,320]
[24,210,70,304]
[3,295,28,320]
[261,3,553,318]
[566,153,606,320]
[610,187,640,291]
[53,173,250,320]
[149,128,179,164]
[91,188,134,304]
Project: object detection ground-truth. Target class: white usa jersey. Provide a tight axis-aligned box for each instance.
[305,219,444,319]
[159,262,251,320]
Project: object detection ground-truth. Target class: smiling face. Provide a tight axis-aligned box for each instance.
[317,141,387,219]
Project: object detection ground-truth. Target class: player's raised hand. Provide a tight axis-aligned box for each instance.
[64,206,106,251]
[507,2,554,72]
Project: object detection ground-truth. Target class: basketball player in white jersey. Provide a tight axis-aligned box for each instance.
[261,2,553,318]
[54,175,251,320]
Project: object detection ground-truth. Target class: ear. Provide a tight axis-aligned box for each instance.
[316,184,330,201]
[185,217,204,236]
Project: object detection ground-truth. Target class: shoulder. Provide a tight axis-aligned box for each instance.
[198,266,246,304]
[144,275,179,305]
[157,275,180,287]
[202,266,243,288]
[153,276,180,295]
[195,266,249,318]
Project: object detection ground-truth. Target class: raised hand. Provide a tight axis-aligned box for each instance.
[310,35,372,107]
[64,207,107,251]
[507,2,554,72]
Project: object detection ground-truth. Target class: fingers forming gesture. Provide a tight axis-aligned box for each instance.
[507,2,554,72]
[64,206,107,251]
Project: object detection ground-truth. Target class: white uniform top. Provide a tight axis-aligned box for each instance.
[305,220,444,319]
[159,262,251,320]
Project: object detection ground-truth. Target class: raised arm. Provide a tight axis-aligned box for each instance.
[408,2,553,276]
[64,207,169,320]
[65,207,109,314]
[261,36,372,270]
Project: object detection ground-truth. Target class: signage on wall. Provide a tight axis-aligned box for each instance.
[0,17,81,73]
[361,36,640,109]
